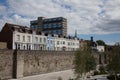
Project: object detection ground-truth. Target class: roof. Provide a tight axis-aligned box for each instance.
[1,23,33,34]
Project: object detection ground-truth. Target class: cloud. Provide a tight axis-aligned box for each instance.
[0,4,7,16]
[0,0,120,34]
[0,14,31,30]
[96,19,120,33]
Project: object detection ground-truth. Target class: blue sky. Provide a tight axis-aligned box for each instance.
[78,33,120,45]
[0,0,120,45]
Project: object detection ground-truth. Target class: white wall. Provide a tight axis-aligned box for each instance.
[12,31,47,50]
[97,46,105,52]
[12,31,79,51]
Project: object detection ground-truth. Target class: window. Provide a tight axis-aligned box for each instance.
[27,36,31,42]
[44,38,46,43]
[49,31,51,33]
[35,37,38,43]
[58,30,62,35]
[39,38,42,43]
[68,42,70,45]
[53,30,56,33]
[17,35,20,41]
[57,41,59,45]
[63,41,65,44]
[50,40,53,44]
[73,43,75,45]
[23,36,25,42]
[48,40,50,44]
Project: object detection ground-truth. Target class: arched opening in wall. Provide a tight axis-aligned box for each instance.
[29,46,31,50]
[27,44,29,50]
[18,44,20,50]
[24,46,26,50]
[40,47,42,50]
[63,47,66,51]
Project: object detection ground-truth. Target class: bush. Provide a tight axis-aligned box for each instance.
[93,70,99,75]
[99,65,107,74]
[107,75,120,80]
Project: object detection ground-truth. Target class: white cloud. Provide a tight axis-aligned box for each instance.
[0,0,120,35]
[0,4,7,16]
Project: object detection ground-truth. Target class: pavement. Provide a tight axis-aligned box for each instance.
[10,70,75,80]
[10,70,108,80]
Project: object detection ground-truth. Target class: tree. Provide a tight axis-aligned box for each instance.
[73,49,96,80]
[85,51,96,72]
[96,40,106,46]
[107,46,120,80]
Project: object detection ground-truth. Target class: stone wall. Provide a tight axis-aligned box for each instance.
[22,51,74,76]
[0,50,13,80]
[0,50,74,79]
[0,50,105,80]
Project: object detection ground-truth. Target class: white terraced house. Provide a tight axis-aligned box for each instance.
[0,23,47,50]
[54,36,79,51]
[0,23,80,51]
[13,30,47,50]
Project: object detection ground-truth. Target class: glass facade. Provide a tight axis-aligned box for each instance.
[43,17,63,23]
[31,25,39,29]
[42,18,63,35]
[30,17,67,36]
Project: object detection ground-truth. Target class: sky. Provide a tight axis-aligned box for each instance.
[0,0,120,45]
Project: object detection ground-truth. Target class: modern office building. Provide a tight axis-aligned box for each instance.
[30,17,67,36]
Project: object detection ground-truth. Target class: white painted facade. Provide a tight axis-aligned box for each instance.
[96,45,105,52]
[12,30,47,50]
[12,29,79,51]
[55,37,67,51]
[67,38,79,51]
[54,36,79,51]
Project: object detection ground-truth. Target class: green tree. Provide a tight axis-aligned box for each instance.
[96,40,106,45]
[107,46,120,80]
[85,52,96,72]
[73,49,96,79]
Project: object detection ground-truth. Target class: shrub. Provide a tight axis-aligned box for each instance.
[93,70,99,75]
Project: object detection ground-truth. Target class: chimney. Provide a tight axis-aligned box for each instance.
[91,36,93,42]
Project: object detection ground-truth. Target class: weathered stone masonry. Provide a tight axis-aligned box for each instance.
[0,50,105,80]
[23,51,74,76]
[0,50,14,80]
[0,50,74,80]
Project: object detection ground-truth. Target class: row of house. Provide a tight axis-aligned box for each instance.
[0,23,79,51]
